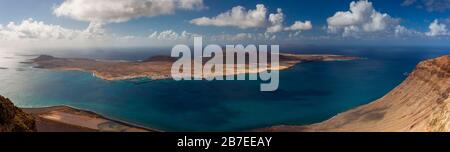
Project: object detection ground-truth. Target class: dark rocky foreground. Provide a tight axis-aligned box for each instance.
[0,96,36,132]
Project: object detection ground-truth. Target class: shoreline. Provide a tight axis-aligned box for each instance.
[22,105,160,132]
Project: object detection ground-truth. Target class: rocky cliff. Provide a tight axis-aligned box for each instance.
[260,55,450,132]
[0,96,36,132]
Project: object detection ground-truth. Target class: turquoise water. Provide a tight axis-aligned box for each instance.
[0,47,448,131]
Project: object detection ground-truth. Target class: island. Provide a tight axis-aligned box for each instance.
[30,53,359,81]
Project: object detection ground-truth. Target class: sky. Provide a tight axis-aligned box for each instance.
[0,0,449,50]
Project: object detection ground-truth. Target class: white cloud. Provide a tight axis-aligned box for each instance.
[54,0,204,23]
[207,32,281,42]
[190,4,312,36]
[266,9,313,34]
[327,0,399,37]
[394,25,423,37]
[395,25,411,36]
[85,22,107,36]
[288,31,302,38]
[51,0,205,42]
[190,4,267,29]
[148,31,277,42]
[426,19,449,36]
[266,8,284,33]
[0,18,144,50]
[284,21,313,38]
[285,21,313,31]
[0,18,87,40]
[148,30,200,40]
[0,18,207,49]
[178,0,204,10]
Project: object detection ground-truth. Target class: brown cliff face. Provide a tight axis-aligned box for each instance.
[0,96,36,132]
[260,55,450,132]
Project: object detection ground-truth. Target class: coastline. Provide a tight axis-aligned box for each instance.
[22,105,159,132]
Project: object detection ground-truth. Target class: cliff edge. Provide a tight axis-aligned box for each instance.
[0,96,36,132]
[260,55,450,132]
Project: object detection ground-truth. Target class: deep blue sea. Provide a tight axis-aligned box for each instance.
[0,46,448,131]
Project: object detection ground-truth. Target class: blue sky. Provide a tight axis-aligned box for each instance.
[0,0,449,49]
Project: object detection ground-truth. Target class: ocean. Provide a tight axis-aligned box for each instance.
[0,46,448,131]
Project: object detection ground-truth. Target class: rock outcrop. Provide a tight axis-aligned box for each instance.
[260,55,450,132]
[0,96,36,132]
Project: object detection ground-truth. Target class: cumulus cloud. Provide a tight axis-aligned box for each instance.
[147,30,275,43]
[394,25,423,37]
[401,0,450,12]
[285,21,313,31]
[52,0,205,41]
[54,0,204,23]
[266,8,312,34]
[327,0,400,37]
[190,4,312,34]
[190,4,267,29]
[266,8,285,33]
[0,18,87,40]
[0,18,146,50]
[426,19,449,36]
[0,18,206,49]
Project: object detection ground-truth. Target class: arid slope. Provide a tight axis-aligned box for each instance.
[0,96,36,132]
[260,55,450,132]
